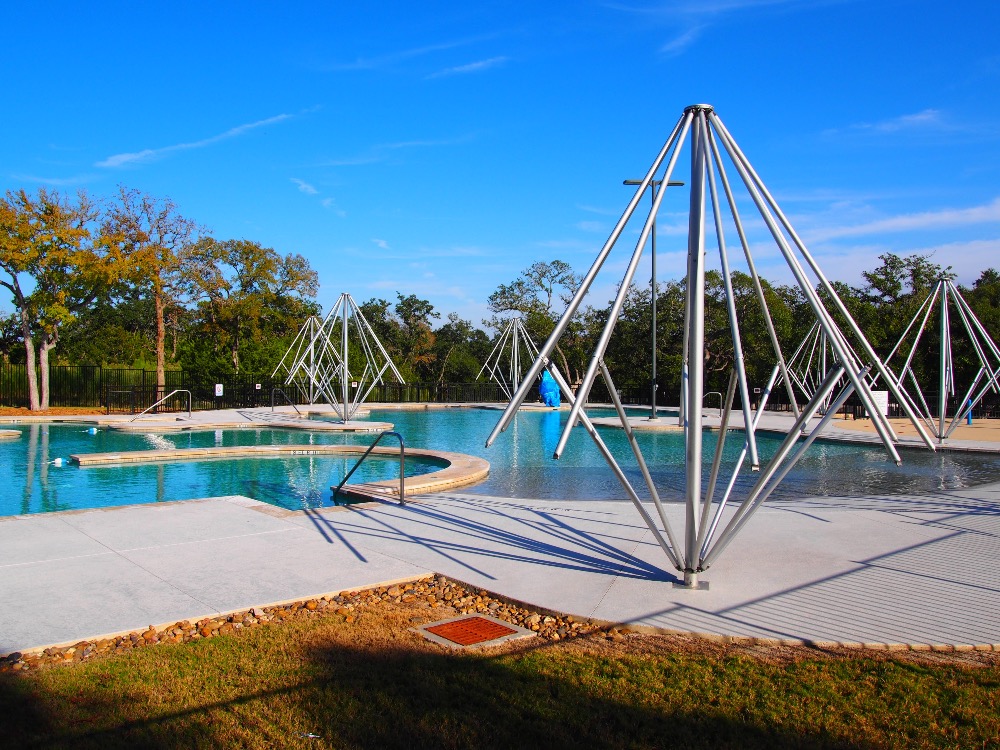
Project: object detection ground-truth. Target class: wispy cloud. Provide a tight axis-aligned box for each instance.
[317,134,475,168]
[10,173,96,186]
[291,178,318,195]
[324,37,486,72]
[320,197,347,217]
[807,197,1000,242]
[96,114,293,168]
[372,238,390,250]
[426,56,508,79]
[822,108,953,138]
[608,0,847,58]
[577,203,621,216]
[576,220,608,233]
[660,25,702,56]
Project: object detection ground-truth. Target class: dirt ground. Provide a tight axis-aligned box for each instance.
[0,406,106,417]
[830,415,1000,443]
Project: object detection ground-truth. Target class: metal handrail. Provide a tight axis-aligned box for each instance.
[704,391,723,417]
[129,389,192,422]
[332,431,405,506]
[271,387,302,415]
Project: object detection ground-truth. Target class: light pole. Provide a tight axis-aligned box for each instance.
[623,178,684,420]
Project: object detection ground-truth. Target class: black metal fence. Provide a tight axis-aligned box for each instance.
[0,363,520,413]
[7,362,1000,419]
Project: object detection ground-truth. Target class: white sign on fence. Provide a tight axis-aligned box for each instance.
[868,389,889,417]
[214,383,224,397]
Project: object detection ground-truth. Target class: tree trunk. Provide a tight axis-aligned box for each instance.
[39,335,55,410]
[154,287,166,400]
[437,346,455,385]
[554,344,573,390]
[21,328,40,411]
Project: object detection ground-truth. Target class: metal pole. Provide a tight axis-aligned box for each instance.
[623,178,685,421]
[341,292,349,423]
[683,107,709,585]
[485,110,693,449]
[939,282,949,440]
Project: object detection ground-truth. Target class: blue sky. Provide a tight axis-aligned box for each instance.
[3,1,999,327]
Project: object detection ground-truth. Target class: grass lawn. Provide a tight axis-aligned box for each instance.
[2,599,998,750]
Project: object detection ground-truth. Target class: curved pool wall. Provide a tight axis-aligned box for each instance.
[4,407,1000,516]
[2,423,445,516]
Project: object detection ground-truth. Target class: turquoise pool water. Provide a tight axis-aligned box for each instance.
[4,407,1000,516]
[1,424,443,516]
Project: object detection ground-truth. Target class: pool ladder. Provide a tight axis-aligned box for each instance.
[332,431,406,506]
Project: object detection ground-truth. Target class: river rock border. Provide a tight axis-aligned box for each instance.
[2,573,999,674]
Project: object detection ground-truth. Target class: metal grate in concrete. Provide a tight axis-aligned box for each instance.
[415,614,536,649]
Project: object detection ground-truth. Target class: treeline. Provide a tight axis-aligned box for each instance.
[4,187,1000,412]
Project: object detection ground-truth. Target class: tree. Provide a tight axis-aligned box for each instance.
[184,238,318,374]
[0,310,20,363]
[0,188,118,409]
[486,260,585,382]
[103,187,198,397]
[433,313,489,383]
[394,293,439,380]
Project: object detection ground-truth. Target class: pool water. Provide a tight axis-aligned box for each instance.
[3,407,1000,516]
[1,424,443,516]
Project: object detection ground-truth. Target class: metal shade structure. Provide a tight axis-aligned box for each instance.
[883,276,1000,441]
[272,292,404,422]
[477,317,540,400]
[782,321,844,414]
[486,103,936,586]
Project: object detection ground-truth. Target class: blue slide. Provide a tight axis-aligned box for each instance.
[539,370,561,408]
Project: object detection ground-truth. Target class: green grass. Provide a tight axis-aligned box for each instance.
[2,606,999,749]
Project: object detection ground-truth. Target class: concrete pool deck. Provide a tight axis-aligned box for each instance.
[2,406,1000,655]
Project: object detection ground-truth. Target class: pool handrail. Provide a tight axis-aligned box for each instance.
[270,387,302,416]
[704,391,724,417]
[332,430,405,505]
[129,389,192,422]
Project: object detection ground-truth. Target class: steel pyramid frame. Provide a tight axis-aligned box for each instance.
[272,292,404,422]
[486,104,936,586]
[477,317,540,401]
[882,277,1000,441]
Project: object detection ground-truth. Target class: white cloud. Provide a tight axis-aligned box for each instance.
[372,238,390,250]
[324,36,491,72]
[291,178,318,195]
[807,197,1000,242]
[426,56,508,79]
[320,197,346,217]
[317,134,475,168]
[96,114,293,168]
[660,25,702,56]
[576,220,607,233]
[10,173,96,186]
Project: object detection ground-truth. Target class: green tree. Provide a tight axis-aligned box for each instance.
[433,313,489,383]
[394,293,439,380]
[486,260,585,382]
[184,238,318,374]
[104,187,199,397]
[0,188,119,409]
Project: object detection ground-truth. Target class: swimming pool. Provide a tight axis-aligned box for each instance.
[4,407,1000,516]
[2,423,444,516]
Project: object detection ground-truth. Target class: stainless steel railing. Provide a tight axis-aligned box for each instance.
[129,389,192,422]
[332,431,405,505]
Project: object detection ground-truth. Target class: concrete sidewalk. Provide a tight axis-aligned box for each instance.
[4,482,1000,654]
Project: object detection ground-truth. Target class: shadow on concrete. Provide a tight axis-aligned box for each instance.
[308,494,674,583]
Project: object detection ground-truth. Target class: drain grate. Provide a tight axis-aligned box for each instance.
[416,614,536,649]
